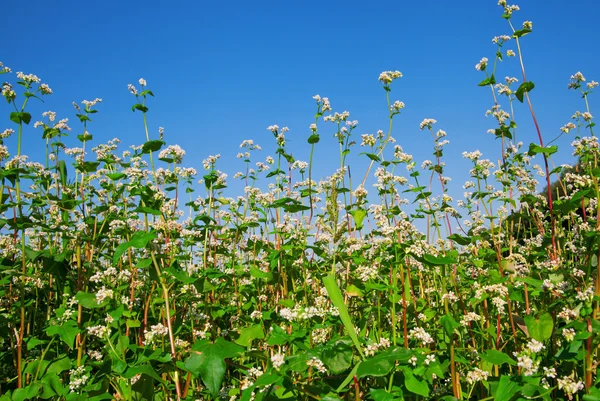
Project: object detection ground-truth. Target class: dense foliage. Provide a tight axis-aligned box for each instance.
[0,2,599,400]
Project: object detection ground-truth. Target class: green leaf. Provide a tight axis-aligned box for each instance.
[321,338,353,374]
[478,74,496,87]
[404,371,429,397]
[235,324,264,347]
[513,28,532,38]
[527,143,558,156]
[132,103,149,113]
[113,231,157,264]
[359,152,381,162]
[480,350,517,366]
[58,161,67,187]
[185,338,244,397]
[524,313,553,341]
[77,161,101,173]
[369,389,399,401]
[45,321,79,348]
[440,314,460,338]
[447,233,471,246]
[107,173,127,180]
[74,291,105,309]
[249,267,273,281]
[10,111,32,125]
[423,254,456,265]
[495,375,522,401]
[308,134,320,144]
[42,373,66,397]
[349,208,367,230]
[357,348,413,378]
[515,81,535,102]
[142,140,165,154]
[323,274,364,357]
[124,364,164,382]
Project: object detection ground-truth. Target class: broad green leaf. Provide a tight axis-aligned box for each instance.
[124,364,163,382]
[478,74,496,86]
[513,28,532,38]
[404,371,429,397]
[10,111,32,125]
[45,321,78,349]
[132,103,149,113]
[440,314,460,338]
[185,338,244,397]
[74,291,105,309]
[349,208,367,230]
[480,350,517,366]
[323,274,364,357]
[495,375,522,401]
[369,389,399,401]
[235,324,264,347]
[321,338,353,374]
[357,348,413,378]
[423,254,456,265]
[308,134,320,144]
[524,313,553,341]
[141,139,165,153]
[527,143,558,157]
[515,81,535,102]
[360,152,381,162]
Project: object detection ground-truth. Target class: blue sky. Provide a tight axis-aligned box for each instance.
[3,0,600,206]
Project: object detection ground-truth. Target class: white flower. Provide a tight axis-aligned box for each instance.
[272,353,285,369]
[475,57,488,71]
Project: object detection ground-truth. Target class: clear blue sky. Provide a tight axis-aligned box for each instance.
[3,0,599,203]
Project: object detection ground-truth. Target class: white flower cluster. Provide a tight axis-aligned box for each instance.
[306,357,327,374]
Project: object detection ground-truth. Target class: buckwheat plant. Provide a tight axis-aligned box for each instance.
[0,3,599,401]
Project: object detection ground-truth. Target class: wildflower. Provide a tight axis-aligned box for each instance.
[202,154,221,170]
[562,328,576,342]
[492,35,511,44]
[39,83,52,95]
[361,134,376,147]
[144,323,169,344]
[272,353,285,369]
[0,128,14,139]
[420,118,437,130]
[16,71,41,84]
[506,49,516,57]
[475,57,488,71]
[516,354,539,376]
[139,78,147,86]
[560,122,576,133]
[526,339,545,353]
[68,366,89,392]
[158,144,186,164]
[127,84,138,95]
[95,286,113,304]
[390,100,405,113]
[87,325,110,338]
[306,357,327,374]
[557,374,584,400]
[0,61,11,73]
[466,368,489,384]
[523,21,533,29]
[587,80,599,90]
[378,70,403,84]
[409,327,434,346]
[568,72,586,90]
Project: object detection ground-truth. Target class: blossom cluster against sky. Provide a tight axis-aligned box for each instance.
[3,0,600,199]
